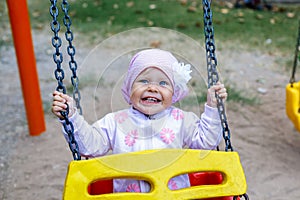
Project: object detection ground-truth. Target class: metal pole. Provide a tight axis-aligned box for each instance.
[6,0,46,136]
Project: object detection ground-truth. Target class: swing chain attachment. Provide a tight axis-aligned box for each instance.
[61,104,81,161]
[289,19,300,86]
[202,0,233,152]
[50,0,81,160]
[234,193,249,200]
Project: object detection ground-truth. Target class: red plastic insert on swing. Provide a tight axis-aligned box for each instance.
[88,172,237,199]
[189,172,236,200]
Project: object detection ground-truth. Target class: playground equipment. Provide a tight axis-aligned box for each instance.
[286,19,300,132]
[49,0,249,199]
[6,0,45,136]
[65,149,246,200]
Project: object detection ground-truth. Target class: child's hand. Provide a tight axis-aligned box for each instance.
[52,91,75,119]
[206,82,228,108]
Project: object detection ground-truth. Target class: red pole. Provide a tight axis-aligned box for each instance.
[6,0,46,136]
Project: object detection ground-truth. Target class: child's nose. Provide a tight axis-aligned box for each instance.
[147,83,159,92]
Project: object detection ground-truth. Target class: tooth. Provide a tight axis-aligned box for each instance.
[147,97,156,102]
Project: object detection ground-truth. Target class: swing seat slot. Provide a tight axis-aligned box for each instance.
[63,149,247,200]
[286,82,300,132]
[87,172,235,200]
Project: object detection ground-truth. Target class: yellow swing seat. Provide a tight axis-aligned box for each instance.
[286,82,300,132]
[63,149,247,200]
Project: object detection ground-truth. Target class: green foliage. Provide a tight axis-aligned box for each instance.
[212,5,300,53]
[28,0,299,106]
[30,0,300,53]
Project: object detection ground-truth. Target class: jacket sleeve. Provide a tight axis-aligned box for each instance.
[60,111,113,157]
[184,104,223,150]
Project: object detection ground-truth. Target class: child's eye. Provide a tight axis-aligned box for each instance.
[139,79,149,84]
[159,81,168,86]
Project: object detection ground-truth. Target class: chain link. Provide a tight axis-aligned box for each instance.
[61,0,82,115]
[202,0,233,152]
[49,0,81,160]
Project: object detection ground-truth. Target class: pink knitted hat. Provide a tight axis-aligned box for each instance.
[121,49,192,104]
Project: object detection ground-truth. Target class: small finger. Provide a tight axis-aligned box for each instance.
[217,88,226,94]
[53,95,66,104]
[52,98,68,108]
[219,93,228,100]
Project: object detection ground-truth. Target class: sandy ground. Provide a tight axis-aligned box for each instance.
[1,22,300,200]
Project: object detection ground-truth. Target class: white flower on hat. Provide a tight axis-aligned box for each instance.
[172,62,192,85]
[170,61,192,103]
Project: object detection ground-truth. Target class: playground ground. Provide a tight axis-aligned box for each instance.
[1,22,300,200]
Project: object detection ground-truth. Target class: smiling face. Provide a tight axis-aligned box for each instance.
[130,67,174,115]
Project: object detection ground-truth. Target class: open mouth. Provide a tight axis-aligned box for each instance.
[141,97,161,103]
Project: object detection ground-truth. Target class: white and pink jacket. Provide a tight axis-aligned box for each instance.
[61,104,222,193]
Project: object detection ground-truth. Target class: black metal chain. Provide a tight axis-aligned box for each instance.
[61,0,82,115]
[50,0,81,161]
[202,1,249,198]
[289,19,300,85]
[202,0,233,152]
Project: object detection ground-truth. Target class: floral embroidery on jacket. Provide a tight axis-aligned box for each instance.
[126,183,141,192]
[125,129,138,146]
[160,128,175,144]
[171,108,184,120]
[115,111,128,124]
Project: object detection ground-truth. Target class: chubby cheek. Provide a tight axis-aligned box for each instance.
[162,90,173,106]
[130,95,140,106]
[130,87,142,104]
[163,98,173,109]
